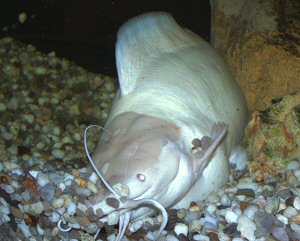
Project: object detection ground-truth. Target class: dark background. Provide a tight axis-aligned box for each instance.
[0,0,211,76]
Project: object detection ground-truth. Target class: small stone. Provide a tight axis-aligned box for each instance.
[87,181,97,193]
[49,212,60,222]
[223,223,239,237]
[220,194,231,206]
[237,215,256,241]
[290,213,300,224]
[3,161,20,171]
[174,223,188,236]
[67,201,77,216]
[277,189,293,201]
[41,183,55,202]
[88,172,98,184]
[287,160,300,170]
[275,214,288,225]
[51,149,65,159]
[225,209,238,223]
[193,234,210,241]
[243,204,259,220]
[291,223,300,234]
[177,208,186,219]
[37,172,50,187]
[271,227,289,241]
[264,197,280,214]
[76,215,90,227]
[107,211,120,225]
[283,206,298,218]
[236,189,255,198]
[293,196,300,210]
[166,235,179,241]
[253,211,273,238]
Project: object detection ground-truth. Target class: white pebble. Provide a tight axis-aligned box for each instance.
[243,204,259,220]
[11,168,24,176]
[275,214,288,225]
[291,223,300,233]
[67,201,77,215]
[221,194,231,206]
[58,183,66,191]
[52,197,64,208]
[49,212,60,222]
[232,238,245,241]
[17,220,31,237]
[283,206,298,218]
[237,215,257,241]
[29,170,39,179]
[206,204,217,216]
[0,205,10,215]
[145,231,156,241]
[107,211,120,225]
[193,234,210,241]
[87,181,98,193]
[166,235,179,241]
[287,160,300,170]
[36,224,44,235]
[88,172,98,184]
[37,172,49,187]
[174,223,188,236]
[129,219,144,233]
[294,196,300,210]
[2,184,14,194]
[225,209,238,223]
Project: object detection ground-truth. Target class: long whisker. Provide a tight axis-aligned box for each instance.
[84,125,120,199]
[116,211,131,241]
[120,198,168,239]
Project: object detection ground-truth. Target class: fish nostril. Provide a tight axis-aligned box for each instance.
[137,173,146,182]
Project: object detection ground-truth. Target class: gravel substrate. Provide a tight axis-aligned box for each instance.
[1,38,300,241]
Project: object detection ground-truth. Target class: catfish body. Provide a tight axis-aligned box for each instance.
[92,12,248,220]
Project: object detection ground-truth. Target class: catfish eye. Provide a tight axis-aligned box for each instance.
[137,173,146,182]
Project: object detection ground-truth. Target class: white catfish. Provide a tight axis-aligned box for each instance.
[85,12,248,240]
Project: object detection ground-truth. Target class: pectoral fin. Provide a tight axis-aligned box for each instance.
[193,122,228,174]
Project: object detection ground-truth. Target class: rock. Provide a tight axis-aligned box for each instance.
[237,215,256,241]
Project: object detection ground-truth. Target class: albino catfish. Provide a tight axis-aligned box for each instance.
[85,12,248,240]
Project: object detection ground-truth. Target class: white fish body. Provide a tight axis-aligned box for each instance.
[91,11,248,230]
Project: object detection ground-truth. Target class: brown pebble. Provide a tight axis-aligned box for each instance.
[0,173,10,184]
[207,231,220,241]
[239,201,251,211]
[236,188,255,198]
[77,215,91,227]
[10,206,24,219]
[290,213,300,224]
[178,233,189,241]
[106,197,119,208]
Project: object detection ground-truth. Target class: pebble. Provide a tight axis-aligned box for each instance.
[174,223,188,236]
[271,227,289,241]
[225,209,238,223]
[294,196,300,210]
[283,206,298,218]
[37,172,50,187]
[254,211,273,237]
[237,215,256,241]
[193,234,210,241]
[243,204,259,220]
[41,183,55,202]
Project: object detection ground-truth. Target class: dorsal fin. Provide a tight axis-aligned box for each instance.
[115,12,199,96]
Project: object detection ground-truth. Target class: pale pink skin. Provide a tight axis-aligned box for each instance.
[89,12,248,238]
